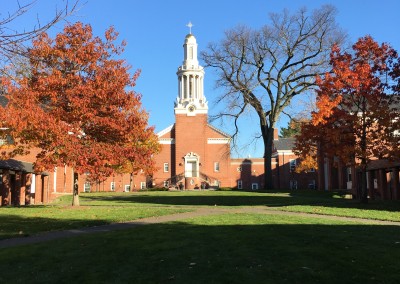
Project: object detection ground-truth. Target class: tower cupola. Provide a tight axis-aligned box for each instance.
[175,22,208,116]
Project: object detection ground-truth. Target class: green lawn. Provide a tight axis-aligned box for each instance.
[2,190,400,240]
[1,190,400,283]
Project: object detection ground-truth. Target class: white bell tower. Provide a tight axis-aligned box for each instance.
[175,22,208,116]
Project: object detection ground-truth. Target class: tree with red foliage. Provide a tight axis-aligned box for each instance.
[295,36,400,203]
[0,22,159,205]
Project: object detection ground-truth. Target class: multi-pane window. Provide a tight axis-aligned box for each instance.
[110,182,115,191]
[124,185,130,192]
[84,182,91,192]
[214,162,220,172]
[347,168,352,182]
[251,183,259,190]
[140,182,146,190]
[237,180,242,189]
[290,180,298,190]
[289,159,297,172]
[163,180,169,188]
[0,135,12,146]
[164,163,169,172]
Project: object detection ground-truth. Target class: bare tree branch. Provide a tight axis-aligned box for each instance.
[201,5,347,189]
[0,0,81,78]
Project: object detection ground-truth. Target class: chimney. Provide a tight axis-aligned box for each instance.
[273,128,279,140]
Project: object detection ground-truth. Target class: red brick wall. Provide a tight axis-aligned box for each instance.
[152,113,232,189]
[230,158,264,189]
[273,153,317,190]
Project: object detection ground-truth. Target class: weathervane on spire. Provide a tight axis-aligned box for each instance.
[186,21,193,34]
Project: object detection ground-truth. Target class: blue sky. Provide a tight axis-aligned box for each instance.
[3,0,400,157]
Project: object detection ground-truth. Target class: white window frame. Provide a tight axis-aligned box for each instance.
[237,180,242,189]
[124,184,130,192]
[289,159,297,172]
[84,182,91,193]
[251,183,259,190]
[110,182,115,191]
[53,167,57,193]
[163,180,169,188]
[31,174,36,193]
[140,182,146,189]
[163,163,169,173]
[214,162,220,172]
[347,168,352,182]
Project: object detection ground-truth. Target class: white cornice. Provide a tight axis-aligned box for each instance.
[231,161,264,165]
[272,150,294,158]
[157,124,174,137]
[159,138,175,145]
[207,138,230,144]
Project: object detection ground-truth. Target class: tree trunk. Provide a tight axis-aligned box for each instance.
[360,164,368,203]
[360,108,368,203]
[72,172,79,206]
[263,127,274,189]
[130,173,133,192]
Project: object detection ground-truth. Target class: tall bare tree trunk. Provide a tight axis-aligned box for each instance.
[360,112,368,203]
[264,128,274,189]
[72,172,79,206]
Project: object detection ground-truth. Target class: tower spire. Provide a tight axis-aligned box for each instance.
[175,28,208,116]
[186,21,193,34]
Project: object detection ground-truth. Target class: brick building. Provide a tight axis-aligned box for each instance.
[0,31,315,206]
[152,32,231,189]
[151,31,315,190]
[0,148,146,206]
[272,137,317,190]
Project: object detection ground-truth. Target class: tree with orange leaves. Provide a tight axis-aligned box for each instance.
[295,36,400,202]
[0,22,159,205]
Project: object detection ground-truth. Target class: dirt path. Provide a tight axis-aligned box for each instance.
[1,206,400,249]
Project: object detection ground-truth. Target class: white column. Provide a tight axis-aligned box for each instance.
[53,167,57,192]
[31,174,36,193]
[178,76,181,99]
[195,76,198,99]
[200,76,203,99]
[188,74,193,99]
[182,76,185,100]
[184,75,188,99]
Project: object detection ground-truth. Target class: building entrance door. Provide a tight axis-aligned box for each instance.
[185,160,197,177]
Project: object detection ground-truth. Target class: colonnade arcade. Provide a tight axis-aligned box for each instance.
[178,73,204,102]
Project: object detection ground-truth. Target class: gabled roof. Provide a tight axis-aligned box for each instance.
[0,159,34,173]
[273,138,295,151]
[207,124,230,138]
[157,124,175,137]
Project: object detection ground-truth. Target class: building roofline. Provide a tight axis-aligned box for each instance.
[157,124,175,137]
[207,123,231,138]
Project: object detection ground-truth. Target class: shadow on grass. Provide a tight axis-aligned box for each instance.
[0,214,399,284]
[0,214,108,240]
[80,190,400,212]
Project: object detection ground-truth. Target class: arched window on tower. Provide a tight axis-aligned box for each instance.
[190,47,193,59]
